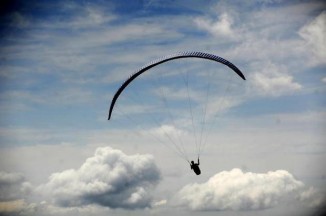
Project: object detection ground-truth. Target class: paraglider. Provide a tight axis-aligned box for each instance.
[108,51,245,175]
[190,157,201,175]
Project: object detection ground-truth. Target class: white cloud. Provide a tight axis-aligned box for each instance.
[252,72,301,96]
[38,146,161,209]
[250,62,302,97]
[195,12,236,39]
[174,168,324,211]
[299,11,326,65]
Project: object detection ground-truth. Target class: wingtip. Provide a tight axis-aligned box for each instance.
[240,73,246,80]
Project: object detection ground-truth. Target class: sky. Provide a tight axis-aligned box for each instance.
[0,0,326,215]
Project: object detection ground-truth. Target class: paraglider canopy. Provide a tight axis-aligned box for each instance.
[108,51,245,120]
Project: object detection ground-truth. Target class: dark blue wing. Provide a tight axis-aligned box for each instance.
[108,51,245,120]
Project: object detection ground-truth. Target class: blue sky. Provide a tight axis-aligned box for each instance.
[0,0,325,215]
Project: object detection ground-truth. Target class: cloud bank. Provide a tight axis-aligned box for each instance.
[38,146,161,209]
[175,168,324,211]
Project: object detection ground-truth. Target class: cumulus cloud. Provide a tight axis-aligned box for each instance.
[38,146,161,209]
[175,168,324,211]
[299,11,326,65]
